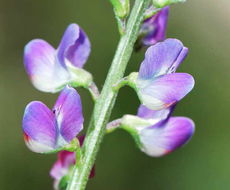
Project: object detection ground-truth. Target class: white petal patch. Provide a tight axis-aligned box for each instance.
[139,128,168,157]
[25,137,54,153]
[32,58,71,93]
[139,91,166,110]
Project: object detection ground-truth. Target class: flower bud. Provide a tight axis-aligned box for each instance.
[110,0,130,19]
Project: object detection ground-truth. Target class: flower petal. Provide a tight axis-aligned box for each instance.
[24,39,70,93]
[50,151,75,180]
[58,150,76,168]
[22,101,56,153]
[57,23,91,68]
[50,160,62,181]
[50,151,75,190]
[53,86,84,143]
[140,117,195,157]
[138,39,188,80]
[137,104,174,120]
[138,73,194,110]
[142,6,169,46]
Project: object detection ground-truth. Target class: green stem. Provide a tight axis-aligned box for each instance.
[67,0,150,189]
[112,72,138,92]
[106,118,122,133]
[87,82,100,101]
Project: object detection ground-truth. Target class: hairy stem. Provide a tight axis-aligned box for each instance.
[87,82,100,101]
[67,0,150,189]
[106,118,122,133]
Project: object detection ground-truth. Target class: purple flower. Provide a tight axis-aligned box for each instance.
[141,7,169,46]
[136,38,194,110]
[22,86,84,153]
[50,151,75,190]
[50,137,95,190]
[121,105,195,157]
[24,24,91,93]
[137,105,194,157]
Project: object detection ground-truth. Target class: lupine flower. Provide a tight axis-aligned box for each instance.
[22,86,84,153]
[141,6,169,46]
[120,105,195,157]
[136,38,194,110]
[50,136,95,190]
[24,23,91,93]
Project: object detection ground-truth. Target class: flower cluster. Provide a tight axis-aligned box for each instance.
[22,24,95,189]
[22,1,195,188]
[130,36,195,157]
[107,38,195,157]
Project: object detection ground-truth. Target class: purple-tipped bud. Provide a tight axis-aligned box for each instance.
[141,7,169,47]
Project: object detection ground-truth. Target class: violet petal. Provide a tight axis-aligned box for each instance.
[137,104,174,120]
[138,39,188,80]
[57,23,91,68]
[22,101,56,153]
[138,73,194,110]
[140,117,195,157]
[24,39,70,93]
[53,86,84,143]
[142,6,169,46]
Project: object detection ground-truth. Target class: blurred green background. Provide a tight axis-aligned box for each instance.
[0,0,229,189]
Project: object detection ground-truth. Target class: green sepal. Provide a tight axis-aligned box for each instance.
[144,5,160,19]
[41,138,81,154]
[66,64,100,101]
[106,114,153,148]
[58,175,70,190]
[58,165,75,190]
[121,115,153,148]
[63,138,81,152]
[152,0,186,8]
[67,64,93,89]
